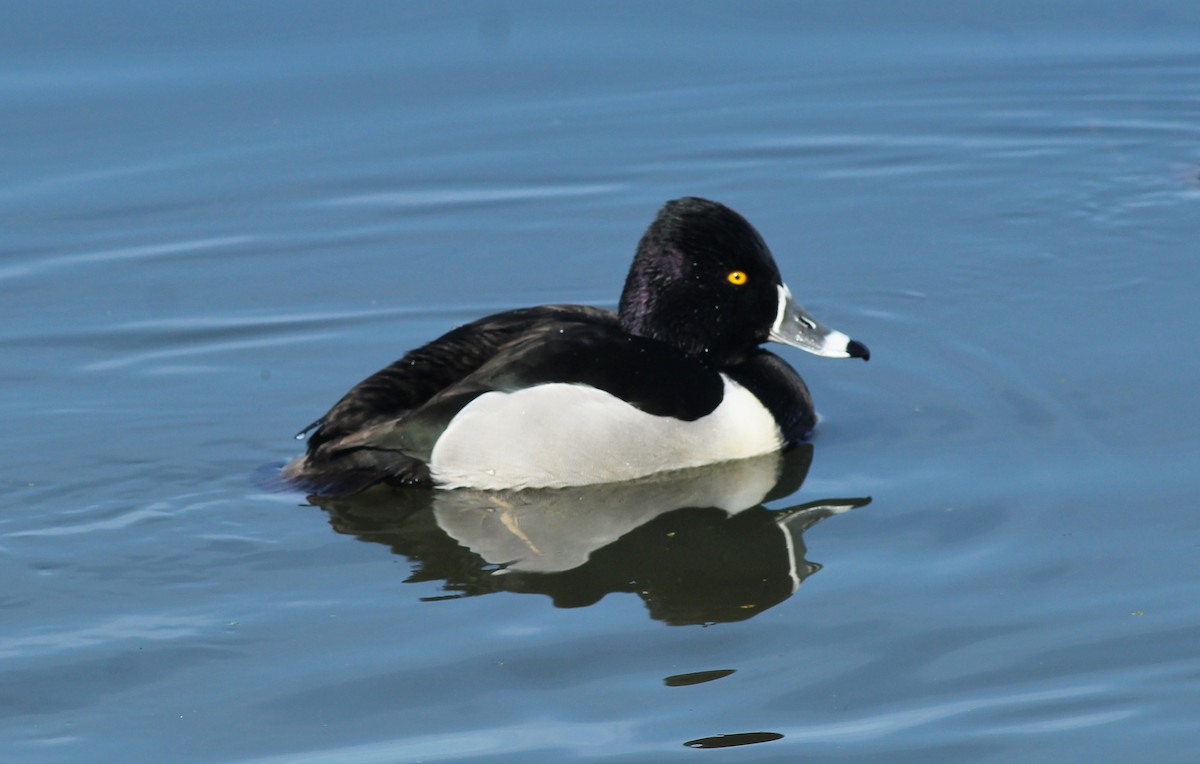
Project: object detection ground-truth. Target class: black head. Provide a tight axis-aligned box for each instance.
[618,198,787,366]
[619,197,870,367]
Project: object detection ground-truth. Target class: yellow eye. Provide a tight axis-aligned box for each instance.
[727,270,748,286]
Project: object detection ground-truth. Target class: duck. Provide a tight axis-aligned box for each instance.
[283,197,868,494]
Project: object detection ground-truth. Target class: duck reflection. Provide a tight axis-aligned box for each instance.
[310,445,868,626]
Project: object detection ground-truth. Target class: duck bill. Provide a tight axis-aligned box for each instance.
[768,285,870,360]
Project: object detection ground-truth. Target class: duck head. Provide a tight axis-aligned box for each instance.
[618,197,870,366]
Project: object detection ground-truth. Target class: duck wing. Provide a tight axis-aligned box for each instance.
[300,305,618,453]
[289,305,615,494]
[299,321,725,492]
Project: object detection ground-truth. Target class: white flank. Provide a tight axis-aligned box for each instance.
[429,375,782,490]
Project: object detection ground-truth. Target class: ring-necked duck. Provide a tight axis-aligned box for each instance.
[284,197,868,494]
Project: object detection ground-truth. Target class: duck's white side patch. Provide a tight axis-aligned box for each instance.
[429,375,782,490]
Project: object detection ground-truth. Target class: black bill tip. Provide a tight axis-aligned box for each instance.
[847,339,870,361]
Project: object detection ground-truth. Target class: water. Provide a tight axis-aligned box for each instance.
[4,2,1199,762]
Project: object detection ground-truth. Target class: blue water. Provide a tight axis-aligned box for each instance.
[4,3,1199,762]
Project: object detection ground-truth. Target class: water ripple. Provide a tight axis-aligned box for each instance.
[233,720,640,764]
[0,236,253,281]
[0,614,210,659]
[776,683,1116,743]
[326,183,625,209]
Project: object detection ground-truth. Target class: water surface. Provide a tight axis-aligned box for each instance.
[3,2,1199,762]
